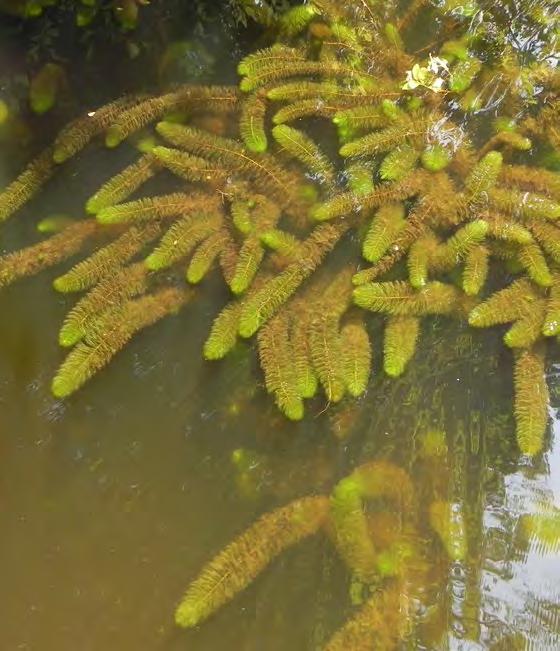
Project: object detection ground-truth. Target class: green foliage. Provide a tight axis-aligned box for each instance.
[57,262,149,348]
[52,287,189,398]
[465,151,503,203]
[339,126,410,158]
[272,124,334,183]
[354,281,459,316]
[309,314,347,403]
[53,224,160,293]
[421,144,451,172]
[468,279,539,328]
[324,587,402,651]
[448,57,482,93]
[96,193,192,224]
[258,315,304,419]
[29,63,66,114]
[362,203,406,263]
[204,304,242,360]
[240,92,268,153]
[329,473,378,581]
[0,0,558,456]
[379,143,419,181]
[278,3,318,36]
[329,460,414,582]
[175,496,330,628]
[86,154,159,215]
[514,347,549,456]
[383,316,420,377]
[340,322,371,397]
[144,212,222,271]
[462,245,489,295]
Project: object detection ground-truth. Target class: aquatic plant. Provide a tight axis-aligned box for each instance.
[0,0,558,456]
[175,459,445,648]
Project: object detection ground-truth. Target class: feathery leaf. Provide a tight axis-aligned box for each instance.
[156,122,298,202]
[238,45,305,77]
[324,587,402,651]
[97,193,196,225]
[105,86,238,148]
[469,279,540,327]
[362,203,407,263]
[291,314,318,399]
[186,231,229,284]
[86,154,158,215]
[151,146,228,184]
[462,245,489,295]
[346,163,375,196]
[0,221,98,288]
[490,188,560,221]
[239,223,344,337]
[260,229,302,259]
[528,221,560,263]
[52,287,189,398]
[514,347,549,456]
[329,460,413,580]
[354,281,459,316]
[543,279,560,336]
[229,237,265,295]
[240,92,268,153]
[407,234,438,288]
[53,224,160,293]
[486,214,533,244]
[465,151,503,204]
[145,212,222,271]
[204,303,242,360]
[278,4,319,36]
[504,300,546,348]
[340,125,415,158]
[379,143,420,181]
[517,243,553,287]
[272,124,335,183]
[0,149,54,222]
[53,96,139,162]
[421,144,452,172]
[309,314,346,403]
[383,316,420,377]
[449,57,481,93]
[340,322,372,397]
[175,496,329,628]
[258,315,304,420]
[329,472,378,581]
[58,262,149,347]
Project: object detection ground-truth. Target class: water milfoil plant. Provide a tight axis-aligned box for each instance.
[0,0,558,457]
[175,450,468,648]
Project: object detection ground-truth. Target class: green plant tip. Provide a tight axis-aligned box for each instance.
[58,327,82,348]
[494,117,517,133]
[105,126,124,148]
[51,376,72,399]
[145,254,163,271]
[52,277,70,293]
[421,145,451,171]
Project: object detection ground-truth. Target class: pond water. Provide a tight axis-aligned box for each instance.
[1,2,559,650]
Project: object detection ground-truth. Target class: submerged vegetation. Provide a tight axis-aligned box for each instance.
[176,440,479,648]
[0,0,558,459]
